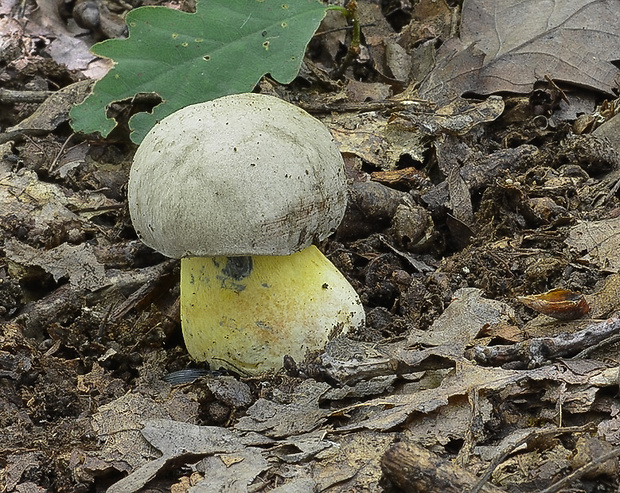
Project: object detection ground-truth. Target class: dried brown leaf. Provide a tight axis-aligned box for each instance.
[419,0,620,103]
[566,216,620,272]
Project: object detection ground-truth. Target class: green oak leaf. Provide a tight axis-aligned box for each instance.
[70,0,328,143]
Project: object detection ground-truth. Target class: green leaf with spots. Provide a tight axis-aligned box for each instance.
[70,0,328,143]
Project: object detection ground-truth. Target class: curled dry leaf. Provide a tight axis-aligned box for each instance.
[518,288,589,320]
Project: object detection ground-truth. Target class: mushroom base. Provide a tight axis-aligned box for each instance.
[180,245,365,374]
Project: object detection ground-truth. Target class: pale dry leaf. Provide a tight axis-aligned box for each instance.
[269,478,316,493]
[91,394,170,471]
[108,419,273,493]
[312,431,395,492]
[271,431,336,463]
[586,273,620,319]
[407,287,516,347]
[565,216,620,272]
[4,453,44,492]
[419,0,620,103]
[394,96,505,135]
[0,166,79,230]
[192,449,269,492]
[141,420,246,456]
[45,35,99,72]
[337,362,620,433]
[5,239,106,291]
[21,0,100,73]
[326,112,426,170]
[0,162,121,246]
[0,0,17,15]
[337,364,521,432]
[235,380,331,438]
[599,412,620,446]
[30,0,72,35]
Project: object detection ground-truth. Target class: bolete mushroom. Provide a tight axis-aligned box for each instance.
[128,93,365,373]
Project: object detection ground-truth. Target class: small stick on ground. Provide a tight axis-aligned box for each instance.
[381,441,506,493]
[467,318,620,367]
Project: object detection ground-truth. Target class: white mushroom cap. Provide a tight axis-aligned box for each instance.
[128,93,347,258]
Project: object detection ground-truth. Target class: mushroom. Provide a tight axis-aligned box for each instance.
[128,93,365,373]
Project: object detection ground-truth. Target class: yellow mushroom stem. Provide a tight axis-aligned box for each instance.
[180,245,364,373]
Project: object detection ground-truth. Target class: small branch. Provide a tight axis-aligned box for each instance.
[314,22,375,37]
[538,446,620,493]
[298,98,436,115]
[0,88,53,103]
[467,318,620,367]
[381,441,506,493]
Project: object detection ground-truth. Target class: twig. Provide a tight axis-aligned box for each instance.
[47,133,75,173]
[467,318,620,367]
[298,98,436,115]
[538,446,620,493]
[575,331,620,359]
[314,22,375,37]
[381,441,506,493]
[0,88,52,103]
